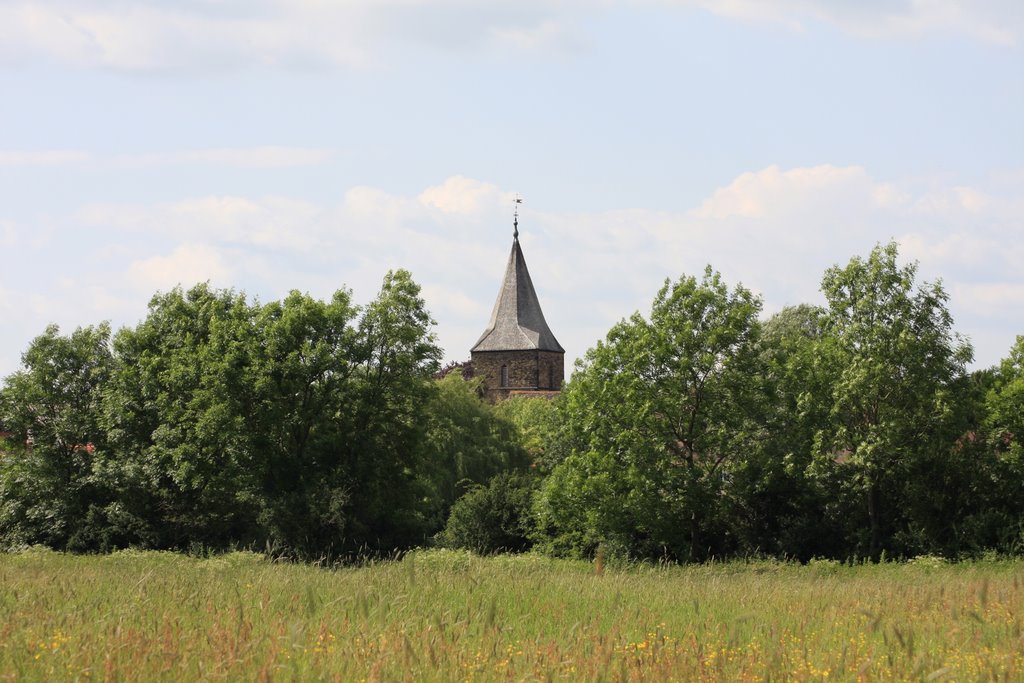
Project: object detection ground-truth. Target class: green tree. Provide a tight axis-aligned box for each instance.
[439,472,537,554]
[340,269,442,551]
[815,242,972,558]
[493,394,569,472]
[975,337,1024,551]
[103,272,444,556]
[245,289,361,555]
[0,324,114,549]
[419,372,528,530]
[986,336,1024,462]
[724,305,841,559]
[0,269,536,557]
[103,285,263,549]
[535,268,762,561]
[900,365,1006,556]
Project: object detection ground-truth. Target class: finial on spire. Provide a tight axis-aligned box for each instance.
[513,194,522,240]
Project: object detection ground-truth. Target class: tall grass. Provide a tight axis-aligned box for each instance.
[1,548,1022,681]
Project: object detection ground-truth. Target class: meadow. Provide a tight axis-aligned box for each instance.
[1,548,1022,681]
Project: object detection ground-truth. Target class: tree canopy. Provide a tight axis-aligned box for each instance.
[3,243,1024,563]
[1,271,517,558]
[535,268,763,561]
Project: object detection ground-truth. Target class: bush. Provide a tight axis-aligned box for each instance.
[438,473,536,555]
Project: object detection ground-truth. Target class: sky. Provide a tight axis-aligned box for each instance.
[1,0,1022,379]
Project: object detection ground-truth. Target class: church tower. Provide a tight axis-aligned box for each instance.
[471,205,565,401]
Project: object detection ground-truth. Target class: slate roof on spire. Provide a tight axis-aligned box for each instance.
[471,235,564,353]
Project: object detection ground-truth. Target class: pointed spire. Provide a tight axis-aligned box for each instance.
[513,194,521,240]
[471,208,563,354]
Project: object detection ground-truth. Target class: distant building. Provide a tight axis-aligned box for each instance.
[471,213,564,401]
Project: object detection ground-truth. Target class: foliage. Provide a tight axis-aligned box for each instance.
[813,242,973,558]
[0,271,462,557]
[5,243,1024,563]
[972,336,1024,552]
[986,335,1024,462]
[537,268,762,561]
[492,394,568,471]
[244,288,362,555]
[433,359,474,380]
[722,304,841,560]
[0,323,114,550]
[438,472,537,554]
[419,372,530,529]
[336,269,442,551]
[103,284,265,549]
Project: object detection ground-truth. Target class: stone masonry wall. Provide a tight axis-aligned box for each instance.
[537,350,565,392]
[471,349,565,401]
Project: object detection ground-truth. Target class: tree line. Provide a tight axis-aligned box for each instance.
[0,271,525,557]
[2,243,1024,562]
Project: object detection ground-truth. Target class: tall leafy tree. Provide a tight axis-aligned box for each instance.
[976,337,1024,551]
[904,365,1005,556]
[815,242,972,558]
[340,269,442,551]
[102,272,445,556]
[986,336,1024,462]
[724,305,841,559]
[0,324,114,549]
[104,285,263,549]
[419,372,528,530]
[246,289,360,554]
[536,268,762,561]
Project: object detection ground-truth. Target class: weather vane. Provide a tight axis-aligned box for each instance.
[513,194,522,239]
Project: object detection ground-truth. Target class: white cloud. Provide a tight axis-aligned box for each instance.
[691,165,889,220]
[3,167,1024,382]
[898,232,996,270]
[0,285,14,316]
[674,165,914,304]
[953,282,1024,316]
[344,186,421,227]
[170,196,323,249]
[420,282,489,319]
[186,170,1024,368]
[0,2,364,70]
[0,1,585,71]
[127,243,233,292]
[418,176,509,215]
[912,186,997,216]
[0,0,1016,74]
[489,18,586,53]
[541,165,1024,369]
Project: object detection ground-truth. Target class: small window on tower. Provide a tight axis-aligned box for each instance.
[500,365,509,387]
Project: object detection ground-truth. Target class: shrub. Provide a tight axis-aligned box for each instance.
[439,473,536,555]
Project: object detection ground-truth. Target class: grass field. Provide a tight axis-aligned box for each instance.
[1,548,1022,681]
